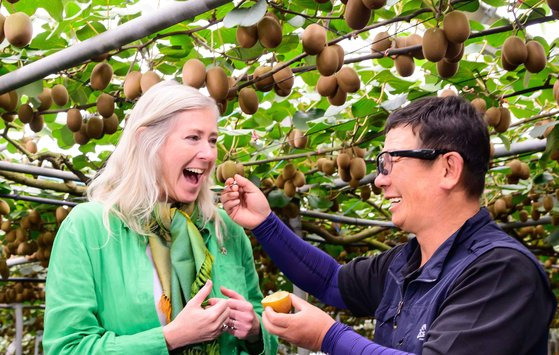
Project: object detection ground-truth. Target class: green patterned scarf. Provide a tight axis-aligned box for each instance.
[148,204,219,355]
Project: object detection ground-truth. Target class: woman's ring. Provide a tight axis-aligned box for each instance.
[221,323,229,332]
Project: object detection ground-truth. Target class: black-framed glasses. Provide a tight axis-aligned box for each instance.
[376,149,450,175]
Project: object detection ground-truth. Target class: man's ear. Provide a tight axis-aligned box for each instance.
[440,152,464,191]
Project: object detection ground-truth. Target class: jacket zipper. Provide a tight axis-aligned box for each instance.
[393,299,404,329]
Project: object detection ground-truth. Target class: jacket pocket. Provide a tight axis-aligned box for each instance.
[214,264,248,297]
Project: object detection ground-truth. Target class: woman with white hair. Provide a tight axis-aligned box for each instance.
[44,81,277,354]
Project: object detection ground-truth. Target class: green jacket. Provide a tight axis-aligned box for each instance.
[44,202,277,355]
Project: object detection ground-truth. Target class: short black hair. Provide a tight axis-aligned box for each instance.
[385,95,490,198]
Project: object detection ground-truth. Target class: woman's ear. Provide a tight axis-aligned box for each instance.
[440,152,464,191]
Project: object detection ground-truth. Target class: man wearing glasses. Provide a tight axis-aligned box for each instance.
[221,96,556,354]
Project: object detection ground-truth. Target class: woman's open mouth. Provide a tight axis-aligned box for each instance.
[183,168,204,184]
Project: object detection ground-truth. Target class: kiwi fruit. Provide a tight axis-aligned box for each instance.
[274,84,291,97]
[422,28,448,62]
[518,162,530,180]
[544,195,554,212]
[291,129,307,148]
[292,171,306,188]
[331,44,345,71]
[0,200,10,215]
[470,98,486,114]
[317,157,327,171]
[360,185,371,201]
[284,180,296,198]
[1,113,15,122]
[344,0,371,30]
[51,84,69,106]
[25,140,37,154]
[273,63,294,91]
[302,24,327,55]
[257,16,282,48]
[253,66,274,92]
[524,41,546,73]
[216,100,228,116]
[502,36,527,66]
[316,75,338,97]
[275,174,286,188]
[4,12,32,48]
[519,210,529,223]
[494,198,507,216]
[182,59,206,89]
[322,159,336,175]
[66,108,82,132]
[123,71,142,100]
[349,157,366,180]
[531,207,541,221]
[442,11,470,43]
[394,55,415,77]
[371,31,392,53]
[436,59,459,79]
[405,33,424,59]
[17,104,33,124]
[439,89,456,97]
[0,15,5,43]
[216,164,224,183]
[484,107,501,127]
[500,54,518,71]
[494,107,510,133]
[236,25,258,48]
[103,114,119,135]
[507,159,522,176]
[235,163,245,177]
[317,46,340,76]
[220,161,238,181]
[206,67,229,101]
[238,87,259,115]
[339,167,352,182]
[444,41,464,62]
[140,71,160,93]
[29,114,44,133]
[90,62,113,91]
[362,0,386,9]
[227,77,238,100]
[353,146,366,158]
[74,125,90,145]
[337,153,351,170]
[0,91,18,111]
[86,116,104,139]
[283,163,297,180]
[336,66,360,93]
[37,88,52,111]
[96,93,115,118]
[328,86,347,106]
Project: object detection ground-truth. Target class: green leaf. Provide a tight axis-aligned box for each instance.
[42,0,64,21]
[223,0,267,28]
[533,172,554,184]
[307,194,333,210]
[267,189,291,208]
[15,80,42,98]
[293,109,325,130]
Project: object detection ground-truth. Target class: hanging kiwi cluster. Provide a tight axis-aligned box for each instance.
[216,160,245,183]
[123,69,162,100]
[287,129,307,149]
[235,12,283,49]
[470,98,511,133]
[391,33,423,77]
[275,163,306,198]
[500,36,546,73]
[505,159,530,184]
[336,147,367,188]
[316,157,336,176]
[343,0,386,30]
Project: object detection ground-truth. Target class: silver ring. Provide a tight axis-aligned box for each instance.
[230,320,236,331]
[221,323,229,332]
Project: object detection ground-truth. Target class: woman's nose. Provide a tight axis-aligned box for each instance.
[374,171,388,189]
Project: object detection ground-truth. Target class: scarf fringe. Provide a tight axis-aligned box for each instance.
[159,294,172,324]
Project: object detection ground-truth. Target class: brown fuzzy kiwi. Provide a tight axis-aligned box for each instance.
[439,89,456,97]
[349,157,366,180]
[1,113,15,122]
[284,180,296,198]
[337,153,351,170]
[140,71,160,93]
[524,41,546,73]
[444,41,464,62]
[96,93,115,118]
[0,200,10,216]
[4,12,32,48]
[236,25,258,48]
[327,86,347,106]
[470,98,486,114]
[336,66,360,93]
[348,178,360,189]
[221,161,238,181]
[322,159,336,175]
[422,28,448,62]
[257,16,282,48]
[273,62,294,91]
[406,34,424,59]
[353,146,366,158]
[17,104,33,124]
[339,167,352,182]
[316,75,338,97]
[494,107,511,133]
[103,114,119,135]
[0,14,5,43]
[29,114,44,133]
[531,207,541,221]
[362,0,386,9]
[275,174,286,188]
[66,108,82,132]
[371,31,392,53]
[543,195,554,212]
[37,88,52,111]
[274,84,291,97]
[25,140,37,154]
[216,165,225,183]
[500,54,518,71]
[436,59,459,79]
[317,157,328,171]
[519,210,529,223]
[484,107,501,127]
[494,198,507,216]
[123,71,142,100]
[502,36,527,66]
[90,62,113,91]
[344,0,371,30]
[302,24,327,55]
[360,185,371,201]
[253,66,274,92]
[291,129,307,148]
[0,91,18,111]
[394,55,415,77]
[507,159,522,177]
[206,67,229,101]
[86,117,104,139]
[235,163,245,177]
[182,59,206,89]
[442,11,470,43]
[238,87,259,115]
[283,163,297,180]
[51,84,69,106]
[292,171,306,188]
[74,125,90,145]
[317,46,340,76]
[518,162,530,180]
[331,44,345,71]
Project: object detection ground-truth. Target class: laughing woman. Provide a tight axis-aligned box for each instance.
[43,81,277,355]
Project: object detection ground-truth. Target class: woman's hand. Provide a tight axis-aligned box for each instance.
[208,286,261,341]
[163,280,230,350]
[221,174,271,229]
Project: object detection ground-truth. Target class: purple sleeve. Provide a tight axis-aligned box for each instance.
[251,212,346,308]
[322,322,416,355]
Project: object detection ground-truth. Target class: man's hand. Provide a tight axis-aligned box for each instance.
[221,174,271,230]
